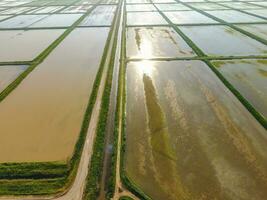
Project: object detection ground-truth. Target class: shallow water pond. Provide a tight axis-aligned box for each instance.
[237,24,267,40]
[164,10,218,24]
[206,10,266,23]
[125,60,267,200]
[30,14,82,27]
[0,27,109,163]
[0,29,64,62]
[80,5,116,26]
[0,14,48,28]
[212,59,267,119]
[0,65,28,93]
[127,27,195,58]
[127,12,167,25]
[180,25,267,56]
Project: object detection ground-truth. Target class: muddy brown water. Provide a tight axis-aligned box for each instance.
[125,60,267,200]
[0,27,109,163]
[0,65,28,93]
[213,59,267,120]
[0,29,64,62]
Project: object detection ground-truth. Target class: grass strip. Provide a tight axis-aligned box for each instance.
[82,2,121,200]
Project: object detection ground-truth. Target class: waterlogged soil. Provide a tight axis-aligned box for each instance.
[155,3,191,11]
[0,29,64,62]
[206,10,266,23]
[80,5,116,26]
[126,27,195,58]
[127,12,167,25]
[125,60,267,200]
[180,25,267,56]
[0,27,109,163]
[0,65,28,93]
[0,14,48,28]
[30,13,82,27]
[237,24,267,40]
[212,59,267,119]
[164,10,218,24]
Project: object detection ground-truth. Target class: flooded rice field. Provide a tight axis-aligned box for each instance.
[30,14,82,27]
[180,25,267,56]
[0,14,48,28]
[125,60,267,200]
[0,65,28,93]
[164,10,219,24]
[126,27,195,58]
[80,5,116,26]
[243,9,267,19]
[0,0,267,198]
[212,59,267,119]
[206,10,266,23]
[27,6,65,14]
[0,29,64,61]
[126,4,156,12]
[0,27,109,162]
[237,24,267,40]
[127,11,167,25]
[155,3,191,11]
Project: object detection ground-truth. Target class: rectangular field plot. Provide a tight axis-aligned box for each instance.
[0,7,33,14]
[0,15,10,21]
[0,65,28,93]
[126,4,156,12]
[212,59,267,119]
[125,60,267,200]
[0,29,64,62]
[237,24,267,40]
[180,25,267,56]
[0,27,109,163]
[27,6,64,14]
[151,0,176,3]
[164,11,218,24]
[155,3,191,11]
[219,2,262,9]
[30,14,82,28]
[244,9,267,19]
[188,2,228,10]
[126,27,195,58]
[126,0,150,4]
[80,5,116,26]
[0,14,48,28]
[60,5,92,13]
[245,1,267,7]
[127,12,167,26]
[206,10,266,23]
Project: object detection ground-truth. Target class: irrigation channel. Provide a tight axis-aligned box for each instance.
[0,0,267,199]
